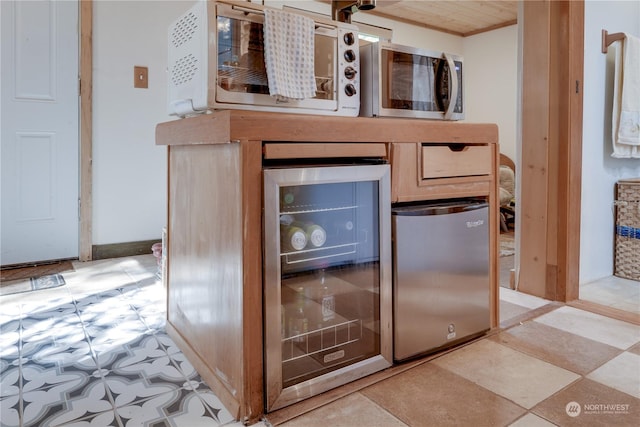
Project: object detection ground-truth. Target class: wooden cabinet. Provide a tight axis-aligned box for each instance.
[156,110,499,424]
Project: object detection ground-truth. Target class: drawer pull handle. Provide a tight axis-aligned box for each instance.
[447,144,468,152]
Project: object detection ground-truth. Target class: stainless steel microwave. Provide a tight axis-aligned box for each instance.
[360,42,464,120]
[167,0,360,118]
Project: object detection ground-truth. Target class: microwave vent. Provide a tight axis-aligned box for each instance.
[171,54,199,86]
[171,11,199,48]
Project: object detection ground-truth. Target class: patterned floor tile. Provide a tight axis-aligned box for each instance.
[25,339,94,372]
[167,351,201,382]
[0,302,22,320]
[1,365,20,398]
[105,375,181,409]
[22,378,110,427]
[191,388,236,425]
[19,295,75,317]
[122,281,162,302]
[0,393,21,427]
[135,306,166,332]
[51,410,121,427]
[76,301,139,327]
[154,333,181,356]
[21,316,87,353]
[83,319,152,358]
[0,329,20,372]
[92,333,170,371]
[116,388,223,427]
[103,354,188,408]
[21,362,92,394]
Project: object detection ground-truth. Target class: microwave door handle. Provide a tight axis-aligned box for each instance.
[443,53,458,120]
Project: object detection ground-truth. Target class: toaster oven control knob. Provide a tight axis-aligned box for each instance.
[343,49,356,63]
[343,32,356,46]
[344,66,357,80]
[344,83,357,97]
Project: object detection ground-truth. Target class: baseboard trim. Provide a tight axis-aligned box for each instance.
[92,239,160,260]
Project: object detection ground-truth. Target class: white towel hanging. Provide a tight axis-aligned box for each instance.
[263,9,316,100]
[612,33,640,159]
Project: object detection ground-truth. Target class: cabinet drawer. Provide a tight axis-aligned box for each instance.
[421,144,491,179]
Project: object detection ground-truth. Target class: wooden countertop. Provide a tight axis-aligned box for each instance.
[156,110,499,146]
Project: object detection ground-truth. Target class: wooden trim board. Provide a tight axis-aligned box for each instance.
[79,0,93,261]
[92,240,160,260]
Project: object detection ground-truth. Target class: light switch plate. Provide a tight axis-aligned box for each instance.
[134,66,148,89]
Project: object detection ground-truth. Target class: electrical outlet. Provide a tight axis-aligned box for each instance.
[134,66,148,89]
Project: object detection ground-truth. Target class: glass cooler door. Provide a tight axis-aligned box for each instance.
[263,164,392,411]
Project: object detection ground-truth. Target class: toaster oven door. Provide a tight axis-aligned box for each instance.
[214,3,338,104]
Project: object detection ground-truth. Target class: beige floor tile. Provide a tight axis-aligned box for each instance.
[580,276,639,315]
[362,362,525,427]
[0,284,74,311]
[533,378,640,427]
[65,258,137,296]
[490,321,622,375]
[611,298,640,313]
[587,352,640,399]
[432,339,580,409]
[0,278,33,296]
[534,306,640,350]
[628,342,640,356]
[500,300,533,323]
[278,393,408,427]
[500,288,551,310]
[508,413,557,427]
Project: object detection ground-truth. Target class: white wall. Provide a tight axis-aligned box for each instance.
[93,1,186,245]
[91,0,515,246]
[580,1,640,284]
[463,26,518,161]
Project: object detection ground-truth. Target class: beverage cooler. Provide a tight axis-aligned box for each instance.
[263,164,392,411]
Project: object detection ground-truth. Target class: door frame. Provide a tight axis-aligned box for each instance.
[76,0,585,298]
[518,0,583,302]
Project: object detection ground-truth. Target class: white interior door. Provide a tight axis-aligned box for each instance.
[1,0,79,266]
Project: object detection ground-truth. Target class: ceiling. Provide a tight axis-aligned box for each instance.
[329,1,519,37]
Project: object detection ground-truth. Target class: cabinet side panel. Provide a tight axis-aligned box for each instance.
[168,143,244,404]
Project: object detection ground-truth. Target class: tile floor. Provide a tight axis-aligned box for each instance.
[580,275,640,314]
[0,256,264,427]
[1,255,639,427]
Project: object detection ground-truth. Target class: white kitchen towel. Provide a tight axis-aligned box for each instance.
[612,33,640,159]
[263,8,316,100]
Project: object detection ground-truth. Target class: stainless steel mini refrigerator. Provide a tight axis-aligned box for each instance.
[392,200,490,361]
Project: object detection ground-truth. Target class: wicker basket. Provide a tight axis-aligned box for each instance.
[614,178,640,281]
